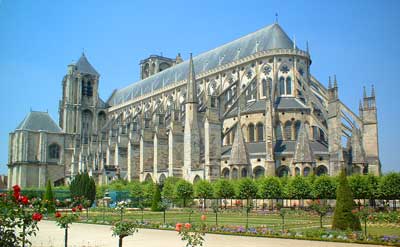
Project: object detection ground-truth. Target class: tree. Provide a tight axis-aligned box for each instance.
[312,175,336,200]
[44,180,55,213]
[112,221,138,247]
[151,183,162,211]
[142,181,155,207]
[69,173,96,204]
[379,172,400,209]
[257,176,282,209]
[348,175,370,201]
[162,177,180,205]
[310,200,331,228]
[332,169,361,230]
[287,176,312,207]
[194,180,214,209]
[213,179,235,209]
[211,200,219,226]
[236,178,258,201]
[174,180,194,207]
[128,181,143,207]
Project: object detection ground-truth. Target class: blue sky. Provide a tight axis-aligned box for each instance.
[0,0,399,175]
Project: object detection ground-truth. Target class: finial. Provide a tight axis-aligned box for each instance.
[275,13,278,23]
[328,76,332,89]
[363,86,367,98]
[306,41,310,54]
[293,35,296,49]
[333,74,337,87]
[371,84,375,97]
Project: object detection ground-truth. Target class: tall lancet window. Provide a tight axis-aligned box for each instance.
[248,123,255,142]
[286,77,292,95]
[279,77,285,96]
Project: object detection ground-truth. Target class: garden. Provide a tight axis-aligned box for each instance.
[1,171,400,247]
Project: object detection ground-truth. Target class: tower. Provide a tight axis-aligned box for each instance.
[183,54,201,180]
[327,76,344,175]
[360,85,380,175]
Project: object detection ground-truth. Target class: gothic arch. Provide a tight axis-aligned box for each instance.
[222,167,230,179]
[256,122,264,142]
[144,173,153,182]
[277,165,290,177]
[241,167,248,178]
[316,165,328,176]
[303,166,311,177]
[253,166,265,179]
[248,123,255,142]
[232,168,239,179]
[193,175,201,183]
[159,174,166,184]
[48,143,60,159]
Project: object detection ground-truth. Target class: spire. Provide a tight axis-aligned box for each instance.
[371,84,375,98]
[359,100,363,111]
[350,125,366,164]
[229,121,250,166]
[363,86,367,98]
[306,41,310,54]
[293,122,314,163]
[293,35,296,49]
[328,76,332,89]
[275,13,278,23]
[186,53,197,104]
[333,74,337,88]
[75,53,99,76]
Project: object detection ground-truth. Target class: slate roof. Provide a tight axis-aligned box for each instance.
[75,53,99,76]
[229,123,250,165]
[16,111,62,133]
[226,97,308,118]
[108,23,295,106]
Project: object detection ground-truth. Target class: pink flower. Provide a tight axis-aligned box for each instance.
[201,215,206,221]
[175,223,183,232]
[185,223,191,230]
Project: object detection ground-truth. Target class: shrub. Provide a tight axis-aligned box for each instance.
[69,172,96,204]
[151,183,162,211]
[174,180,194,207]
[332,169,361,230]
[44,180,55,213]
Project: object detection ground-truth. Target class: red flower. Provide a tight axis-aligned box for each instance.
[201,215,206,221]
[13,185,21,193]
[20,196,29,205]
[351,209,358,214]
[77,205,83,211]
[175,223,183,232]
[32,212,43,221]
[13,192,20,201]
[72,207,77,212]
[184,223,191,230]
[55,212,62,218]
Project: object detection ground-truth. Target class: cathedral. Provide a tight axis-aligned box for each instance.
[7,23,381,188]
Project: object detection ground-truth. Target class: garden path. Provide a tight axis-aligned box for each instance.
[31,221,383,247]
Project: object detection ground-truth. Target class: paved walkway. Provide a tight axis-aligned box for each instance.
[31,221,381,247]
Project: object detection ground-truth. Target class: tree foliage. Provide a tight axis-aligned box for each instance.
[44,180,55,213]
[69,172,96,203]
[312,175,336,199]
[174,180,194,207]
[378,172,400,200]
[257,176,282,199]
[332,170,361,230]
[236,178,258,200]
[151,183,162,211]
[287,176,311,199]
[213,179,235,199]
[194,180,214,199]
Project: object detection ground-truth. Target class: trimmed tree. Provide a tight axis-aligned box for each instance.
[213,179,235,209]
[70,172,96,204]
[257,176,282,210]
[151,183,162,211]
[332,169,361,230]
[44,179,56,213]
[378,172,400,210]
[174,180,194,207]
[194,180,214,209]
[312,175,336,200]
[161,177,180,205]
[287,176,312,207]
[237,178,257,228]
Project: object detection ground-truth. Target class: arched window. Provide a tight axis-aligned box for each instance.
[304,167,311,176]
[144,173,152,182]
[86,81,93,96]
[256,123,264,141]
[275,122,283,140]
[248,123,255,142]
[284,121,292,140]
[222,168,230,179]
[279,77,285,96]
[98,111,106,131]
[241,168,248,178]
[295,167,300,176]
[294,120,301,139]
[316,165,328,176]
[49,144,60,159]
[278,166,290,177]
[193,175,201,184]
[286,77,292,95]
[159,174,166,184]
[262,79,267,97]
[232,168,238,179]
[253,166,265,179]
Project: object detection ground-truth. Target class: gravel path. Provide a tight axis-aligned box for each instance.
[30,221,381,247]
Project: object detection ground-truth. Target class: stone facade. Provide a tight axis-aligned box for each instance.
[7,23,381,188]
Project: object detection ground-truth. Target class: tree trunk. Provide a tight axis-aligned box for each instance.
[119,236,123,247]
[215,212,218,226]
[65,227,68,247]
[320,215,323,228]
[163,210,166,224]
